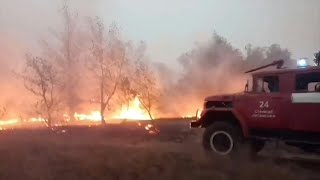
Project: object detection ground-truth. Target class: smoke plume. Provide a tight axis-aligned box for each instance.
[0,1,296,120]
[155,33,295,116]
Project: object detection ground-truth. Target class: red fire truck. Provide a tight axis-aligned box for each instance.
[191,58,320,156]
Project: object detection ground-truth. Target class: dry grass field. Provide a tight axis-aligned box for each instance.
[0,120,318,180]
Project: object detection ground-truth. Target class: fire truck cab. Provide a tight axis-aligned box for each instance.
[191,59,320,156]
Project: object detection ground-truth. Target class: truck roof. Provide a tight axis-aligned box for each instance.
[252,66,320,76]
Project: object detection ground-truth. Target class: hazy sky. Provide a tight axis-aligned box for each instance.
[1,0,320,67]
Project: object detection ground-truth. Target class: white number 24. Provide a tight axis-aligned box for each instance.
[259,101,269,108]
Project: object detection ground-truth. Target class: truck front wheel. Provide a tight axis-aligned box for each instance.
[202,122,242,156]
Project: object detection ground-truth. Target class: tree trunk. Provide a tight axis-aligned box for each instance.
[100,78,106,125]
[47,114,52,129]
[67,72,77,122]
[100,109,105,125]
[147,110,153,121]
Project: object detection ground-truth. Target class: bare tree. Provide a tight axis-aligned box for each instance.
[116,42,160,120]
[116,44,140,110]
[117,76,135,109]
[61,1,79,118]
[133,58,160,120]
[89,18,127,124]
[41,0,82,121]
[22,55,60,128]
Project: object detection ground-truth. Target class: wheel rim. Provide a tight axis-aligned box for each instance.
[209,131,234,155]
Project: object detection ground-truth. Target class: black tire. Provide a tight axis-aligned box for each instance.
[202,121,243,156]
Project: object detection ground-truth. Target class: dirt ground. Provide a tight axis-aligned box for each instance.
[0,120,319,180]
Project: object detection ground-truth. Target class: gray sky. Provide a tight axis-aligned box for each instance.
[1,0,320,67]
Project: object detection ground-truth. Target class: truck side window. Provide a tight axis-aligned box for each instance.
[257,76,279,93]
[295,72,320,92]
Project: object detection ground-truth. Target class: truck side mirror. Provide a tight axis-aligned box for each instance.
[245,82,248,92]
[315,83,320,92]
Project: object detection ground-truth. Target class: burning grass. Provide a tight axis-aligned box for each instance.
[0,96,164,130]
[0,122,318,180]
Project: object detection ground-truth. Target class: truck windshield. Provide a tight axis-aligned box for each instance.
[257,76,279,93]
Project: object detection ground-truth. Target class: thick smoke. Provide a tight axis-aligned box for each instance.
[156,33,295,117]
[0,35,32,118]
[0,0,99,119]
[0,1,296,120]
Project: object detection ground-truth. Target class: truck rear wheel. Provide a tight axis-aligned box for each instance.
[202,121,242,156]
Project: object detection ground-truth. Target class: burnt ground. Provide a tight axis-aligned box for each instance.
[0,120,319,180]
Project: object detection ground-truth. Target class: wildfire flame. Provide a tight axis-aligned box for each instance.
[0,96,151,128]
[0,97,170,134]
[74,111,101,122]
[73,97,151,122]
[114,97,151,120]
[0,119,19,126]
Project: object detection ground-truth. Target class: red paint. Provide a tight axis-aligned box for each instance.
[192,66,320,136]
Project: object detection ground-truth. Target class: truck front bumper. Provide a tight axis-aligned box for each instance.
[190,109,205,128]
[190,120,202,128]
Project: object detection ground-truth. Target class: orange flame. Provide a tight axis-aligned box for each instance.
[0,97,159,129]
[74,111,101,122]
[113,97,151,120]
[73,97,151,122]
[0,119,19,126]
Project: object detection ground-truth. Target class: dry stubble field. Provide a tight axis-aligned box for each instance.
[0,120,319,180]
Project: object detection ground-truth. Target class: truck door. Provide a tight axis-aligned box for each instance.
[291,72,320,132]
[237,75,291,130]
